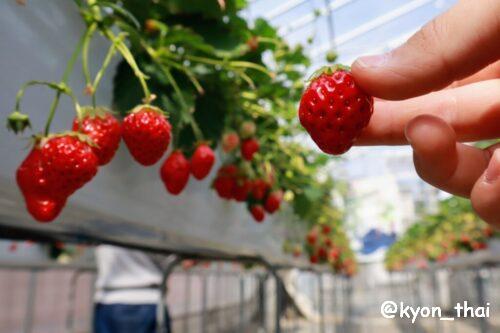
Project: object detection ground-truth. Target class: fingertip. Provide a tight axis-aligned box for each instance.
[405,114,456,153]
[471,149,500,227]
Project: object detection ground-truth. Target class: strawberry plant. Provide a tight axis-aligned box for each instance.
[6,0,357,273]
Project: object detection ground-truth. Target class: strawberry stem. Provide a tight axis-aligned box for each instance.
[44,27,89,136]
[82,22,97,107]
[102,28,152,103]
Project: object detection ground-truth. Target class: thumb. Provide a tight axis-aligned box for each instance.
[352,0,500,100]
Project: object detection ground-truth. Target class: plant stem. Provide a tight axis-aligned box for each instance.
[44,27,89,136]
[103,28,151,103]
[82,22,97,91]
[92,39,118,98]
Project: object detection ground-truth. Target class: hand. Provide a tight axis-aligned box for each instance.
[351,0,500,226]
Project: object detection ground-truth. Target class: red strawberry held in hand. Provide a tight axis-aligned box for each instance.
[264,190,283,214]
[241,138,259,161]
[190,143,215,180]
[249,204,265,223]
[298,65,373,155]
[222,131,240,153]
[160,150,190,195]
[72,106,121,165]
[123,105,171,166]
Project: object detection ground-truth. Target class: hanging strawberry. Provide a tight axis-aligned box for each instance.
[72,106,121,166]
[190,143,215,180]
[122,105,171,166]
[160,150,190,195]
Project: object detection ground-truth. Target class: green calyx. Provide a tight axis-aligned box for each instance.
[79,106,114,119]
[307,64,351,83]
[6,111,31,134]
[37,131,98,148]
[129,104,167,117]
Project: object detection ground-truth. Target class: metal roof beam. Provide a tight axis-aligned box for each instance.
[311,0,433,57]
[279,0,356,35]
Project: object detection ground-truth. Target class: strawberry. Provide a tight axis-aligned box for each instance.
[218,164,239,177]
[122,105,171,166]
[264,190,282,214]
[213,176,235,199]
[328,248,340,261]
[298,65,373,155]
[309,254,319,264]
[239,121,256,139]
[250,179,269,201]
[306,230,318,245]
[241,138,259,161]
[321,225,332,235]
[16,134,98,222]
[249,204,265,223]
[233,177,251,202]
[212,164,239,199]
[324,238,333,248]
[222,131,240,153]
[160,151,190,195]
[317,247,328,260]
[17,148,65,222]
[39,134,99,199]
[190,144,215,180]
[72,107,121,165]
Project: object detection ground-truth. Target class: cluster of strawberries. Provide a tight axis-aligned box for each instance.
[212,163,283,223]
[305,224,356,276]
[17,105,215,223]
[212,122,283,223]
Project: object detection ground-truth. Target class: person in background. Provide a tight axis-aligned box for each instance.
[94,245,173,333]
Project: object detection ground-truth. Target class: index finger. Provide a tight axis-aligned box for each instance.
[352,0,500,100]
[355,80,500,145]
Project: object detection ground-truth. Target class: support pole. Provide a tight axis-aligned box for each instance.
[201,272,208,333]
[318,273,325,333]
[475,268,490,333]
[65,270,82,333]
[157,256,182,333]
[239,275,246,332]
[23,269,37,333]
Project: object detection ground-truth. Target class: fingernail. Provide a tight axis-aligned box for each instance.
[485,150,500,183]
[355,53,390,68]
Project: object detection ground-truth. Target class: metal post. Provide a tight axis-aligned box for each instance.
[23,269,37,333]
[157,256,182,333]
[318,273,325,333]
[258,274,267,331]
[183,271,191,333]
[270,268,282,333]
[331,275,336,333]
[201,273,208,333]
[475,268,490,333]
[431,270,441,333]
[88,273,97,333]
[65,270,82,333]
[239,275,246,332]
